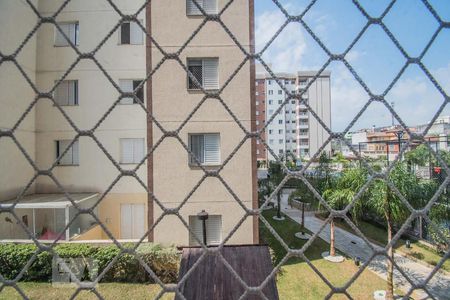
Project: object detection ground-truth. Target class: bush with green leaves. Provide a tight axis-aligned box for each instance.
[0,243,180,283]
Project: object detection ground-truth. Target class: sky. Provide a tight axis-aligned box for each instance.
[254,0,450,132]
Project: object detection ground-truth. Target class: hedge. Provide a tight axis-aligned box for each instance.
[0,243,179,283]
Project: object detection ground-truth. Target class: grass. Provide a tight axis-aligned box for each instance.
[260,209,398,299]
[322,215,450,273]
[0,282,173,300]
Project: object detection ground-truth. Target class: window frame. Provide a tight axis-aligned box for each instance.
[118,20,144,45]
[186,0,218,16]
[187,58,219,91]
[54,80,79,106]
[55,139,79,166]
[119,79,145,105]
[188,133,221,166]
[54,22,79,47]
[120,138,145,164]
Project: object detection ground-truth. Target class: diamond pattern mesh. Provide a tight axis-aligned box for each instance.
[0,0,449,299]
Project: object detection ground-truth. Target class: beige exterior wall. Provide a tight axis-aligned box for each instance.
[150,0,255,245]
[0,0,38,201]
[1,0,254,245]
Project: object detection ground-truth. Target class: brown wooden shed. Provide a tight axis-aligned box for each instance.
[176,245,279,300]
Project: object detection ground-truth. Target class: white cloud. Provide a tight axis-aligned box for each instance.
[255,9,307,72]
[255,5,450,132]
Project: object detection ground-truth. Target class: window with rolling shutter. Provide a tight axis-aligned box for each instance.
[119,21,143,45]
[120,138,145,164]
[119,79,144,104]
[54,80,78,106]
[55,22,79,46]
[187,58,219,90]
[56,140,79,165]
[186,0,217,15]
[188,215,222,246]
[189,133,220,166]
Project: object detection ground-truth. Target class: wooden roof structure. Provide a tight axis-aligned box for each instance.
[176,245,279,300]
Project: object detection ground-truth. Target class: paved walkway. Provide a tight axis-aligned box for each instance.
[277,193,450,300]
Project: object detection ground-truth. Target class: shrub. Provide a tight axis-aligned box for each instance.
[0,243,180,283]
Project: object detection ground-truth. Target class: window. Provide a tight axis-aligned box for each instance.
[278,129,283,134]
[268,130,273,134]
[256,120,259,125]
[256,111,259,116]
[256,92,259,96]
[284,80,289,84]
[187,0,218,15]
[120,138,145,164]
[286,120,290,124]
[278,120,283,124]
[279,149,284,154]
[189,215,222,246]
[187,58,219,90]
[269,139,274,144]
[292,110,296,114]
[256,140,260,145]
[268,100,273,105]
[56,140,79,165]
[278,90,282,95]
[256,149,260,155]
[279,139,283,144]
[278,100,282,104]
[268,90,273,95]
[54,80,78,106]
[269,109,274,115]
[256,101,259,105]
[292,130,296,133]
[189,133,220,165]
[268,80,272,85]
[55,22,79,46]
[119,21,143,45]
[119,80,144,104]
[291,100,295,104]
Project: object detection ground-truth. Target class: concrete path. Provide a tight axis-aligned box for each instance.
[277,194,450,300]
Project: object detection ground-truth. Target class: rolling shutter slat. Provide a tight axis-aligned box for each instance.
[203,0,217,14]
[130,22,143,45]
[204,133,220,164]
[202,58,219,90]
[119,80,134,104]
[188,216,204,246]
[187,0,203,15]
[121,139,134,163]
[206,215,222,245]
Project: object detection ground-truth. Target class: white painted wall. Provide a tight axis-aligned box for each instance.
[0,0,38,200]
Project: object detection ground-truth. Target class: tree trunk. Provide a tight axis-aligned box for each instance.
[385,195,395,300]
[276,191,281,218]
[330,219,335,257]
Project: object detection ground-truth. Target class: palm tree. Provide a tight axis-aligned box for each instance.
[323,167,368,257]
[368,163,422,300]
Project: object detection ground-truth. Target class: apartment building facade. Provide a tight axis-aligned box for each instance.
[0,0,256,245]
[256,71,331,163]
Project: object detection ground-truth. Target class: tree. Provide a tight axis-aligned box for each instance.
[316,151,333,194]
[268,161,285,219]
[368,163,424,300]
[323,167,368,257]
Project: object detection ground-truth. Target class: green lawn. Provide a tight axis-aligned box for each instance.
[0,282,172,300]
[260,209,400,299]
[324,216,450,273]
